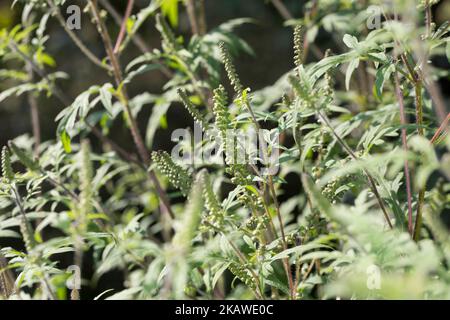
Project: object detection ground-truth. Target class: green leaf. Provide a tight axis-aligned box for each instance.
[145,102,171,148]
[212,262,231,290]
[0,230,21,238]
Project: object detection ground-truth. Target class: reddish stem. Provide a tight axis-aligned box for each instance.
[430,113,450,144]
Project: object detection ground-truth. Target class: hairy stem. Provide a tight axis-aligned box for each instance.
[0,253,17,298]
[430,113,450,144]
[10,31,174,221]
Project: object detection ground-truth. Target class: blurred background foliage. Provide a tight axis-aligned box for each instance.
[0,0,449,300]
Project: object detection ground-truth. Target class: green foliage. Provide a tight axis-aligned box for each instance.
[152,150,192,196]
[219,42,243,95]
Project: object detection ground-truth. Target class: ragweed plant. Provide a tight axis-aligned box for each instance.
[0,0,449,300]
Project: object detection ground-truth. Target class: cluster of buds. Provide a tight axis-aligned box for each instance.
[219,42,243,95]
[299,211,328,243]
[178,89,209,129]
[199,171,225,230]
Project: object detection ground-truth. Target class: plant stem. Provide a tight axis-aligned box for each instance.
[24,44,41,156]
[27,87,41,157]
[270,0,324,60]
[383,6,446,124]
[23,13,41,157]
[98,0,173,78]
[88,0,148,164]
[425,0,432,38]
[98,0,149,52]
[11,186,36,251]
[241,99,295,298]
[205,222,264,299]
[270,0,292,21]
[0,253,17,298]
[401,52,426,240]
[11,185,56,300]
[268,177,295,299]
[42,274,57,300]
[226,238,264,300]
